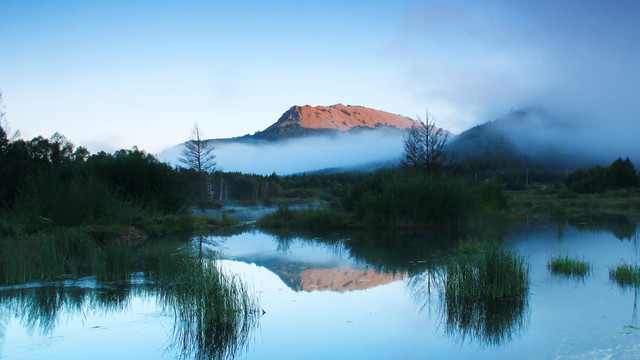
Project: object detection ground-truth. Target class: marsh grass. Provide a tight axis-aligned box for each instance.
[444,245,530,301]
[146,249,259,360]
[609,263,640,288]
[440,244,530,346]
[258,206,355,230]
[0,229,96,284]
[95,243,134,281]
[547,255,591,279]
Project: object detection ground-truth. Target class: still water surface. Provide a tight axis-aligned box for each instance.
[1,220,640,359]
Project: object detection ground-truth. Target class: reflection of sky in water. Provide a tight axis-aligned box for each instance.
[0,291,173,360]
[1,223,640,359]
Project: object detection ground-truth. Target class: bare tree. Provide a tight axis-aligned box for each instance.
[401,111,449,174]
[181,124,216,212]
[0,91,7,152]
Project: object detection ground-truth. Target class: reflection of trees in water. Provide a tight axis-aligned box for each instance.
[263,227,465,276]
[567,214,638,241]
[0,246,260,360]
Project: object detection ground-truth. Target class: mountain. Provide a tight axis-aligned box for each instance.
[159,104,419,174]
[448,108,603,170]
[232,104,418,142]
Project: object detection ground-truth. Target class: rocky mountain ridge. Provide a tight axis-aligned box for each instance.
[269,104,417,131]
[228,104,418,142]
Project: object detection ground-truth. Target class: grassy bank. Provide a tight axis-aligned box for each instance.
[0,212,229,286]
[258,206,356,230]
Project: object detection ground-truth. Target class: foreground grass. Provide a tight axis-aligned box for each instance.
[547,255,591,279]
[609,263,640,287]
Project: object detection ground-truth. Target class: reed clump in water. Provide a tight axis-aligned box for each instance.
[146,249,259,360]
[444,244,530,301]
[441,243,530,346]
[609,263,640,287]
[547,255,591,279]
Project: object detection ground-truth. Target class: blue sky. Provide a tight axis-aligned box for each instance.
[1,1,638,154]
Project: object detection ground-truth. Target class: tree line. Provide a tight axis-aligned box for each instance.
[565,157,638,193]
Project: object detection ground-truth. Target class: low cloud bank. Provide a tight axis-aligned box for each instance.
[496,108,640,166]
[158,129,405,175]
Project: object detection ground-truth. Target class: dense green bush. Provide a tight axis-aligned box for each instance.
[0,128,189,232]
[86,148,185,213]
[340,169,508,228]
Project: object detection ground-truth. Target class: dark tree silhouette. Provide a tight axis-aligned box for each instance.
[401,111,449,174]
[606,157,637,189]
[181,124,216,212]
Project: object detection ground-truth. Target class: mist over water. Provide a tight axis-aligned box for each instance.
[158,129,405,175]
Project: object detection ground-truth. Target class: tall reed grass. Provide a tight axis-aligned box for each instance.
[440,244,530,346]
[444,245,530,301]
[145,248,259,360]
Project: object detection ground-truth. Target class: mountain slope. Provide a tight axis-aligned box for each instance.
[238,104,417,142]
[270,104,416,130]
[159,104,417,174]
[448,108,601,169]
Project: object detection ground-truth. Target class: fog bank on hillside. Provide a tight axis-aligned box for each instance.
[158,130,405,175]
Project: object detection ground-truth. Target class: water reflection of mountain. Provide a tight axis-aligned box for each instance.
[208,226,535,347]
[220,247,407,293]
[259,227,469,274]
[207,228,470,293]
[280,265,405,292]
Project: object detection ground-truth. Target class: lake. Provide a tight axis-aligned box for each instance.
[1,218,640,359]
